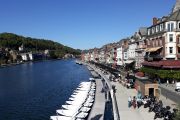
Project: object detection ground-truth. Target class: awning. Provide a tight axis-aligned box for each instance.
[145,48,150,52]
[124,60,134,64]
[146,47,162,52]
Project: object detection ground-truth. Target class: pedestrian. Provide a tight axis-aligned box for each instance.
[166,79,169,87]
[132,96,136,109]
[136,98,141,108]
[128,96,132,108]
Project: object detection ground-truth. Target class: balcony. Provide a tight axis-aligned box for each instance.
[144,54,163,61]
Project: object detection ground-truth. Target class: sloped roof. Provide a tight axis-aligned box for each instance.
[139,27,147,36]
[168,9,180,21]
[173,0,180,13]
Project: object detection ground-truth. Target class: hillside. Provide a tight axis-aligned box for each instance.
[0,33,81,58]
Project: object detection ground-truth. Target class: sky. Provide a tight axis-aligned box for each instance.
[0,0,176,49]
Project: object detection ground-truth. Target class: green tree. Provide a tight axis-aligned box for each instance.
[0,32,81,59]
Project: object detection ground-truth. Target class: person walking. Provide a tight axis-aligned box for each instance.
[132,96,136,109]
[166,79,169,87]
[128,96,132,108]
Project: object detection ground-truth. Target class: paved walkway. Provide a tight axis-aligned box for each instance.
[112,82,162,120]
[88,79,105,120]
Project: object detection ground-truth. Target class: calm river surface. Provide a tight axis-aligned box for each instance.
[0,59,91,120]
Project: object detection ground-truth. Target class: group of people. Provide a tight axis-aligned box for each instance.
[128,96,142,109]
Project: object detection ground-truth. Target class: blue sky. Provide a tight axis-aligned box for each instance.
[0,0,175,49]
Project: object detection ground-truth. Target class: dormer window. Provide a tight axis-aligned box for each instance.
[156,25,159,32]
[160,24,163,31]
[148,29,151,35]
[178,22,180,29]
[152,27,155,34]
[167,22,174,32]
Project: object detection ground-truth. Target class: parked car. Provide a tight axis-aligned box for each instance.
[175,82,180,92]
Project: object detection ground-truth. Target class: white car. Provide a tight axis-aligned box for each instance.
[175,82,180,92]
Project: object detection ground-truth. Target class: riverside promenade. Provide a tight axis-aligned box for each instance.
[85,62,177,120]
[112,82,156,120]
[88,79,105,120]
[111,82,176,120]
[86,63,120,120]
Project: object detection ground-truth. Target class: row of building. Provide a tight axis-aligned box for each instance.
[0,44,50,65]
[81,0,180,70]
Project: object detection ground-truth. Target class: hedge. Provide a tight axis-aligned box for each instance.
[140,67,180,81]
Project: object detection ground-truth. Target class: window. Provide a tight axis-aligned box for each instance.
[168,23,171,31]
[169,47,173,54]
[167,23,174,32]
[160,24,163,31]
[152,27,155,34]
[148,29,151,35]
[169,34,173,42]
[178,22,180,29]
[156,25,159,32]
[171,23,174,31]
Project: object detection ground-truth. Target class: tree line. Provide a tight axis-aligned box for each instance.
[0,33,81,58]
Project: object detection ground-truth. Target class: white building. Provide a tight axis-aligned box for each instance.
[99,49,106,63]
[84,53,90,62]
[146,6,180,61]
[128,39,137,60]
[20,53,28,61]
[116,47,123,66]
[20,53,33,61]
[19,44,24,52]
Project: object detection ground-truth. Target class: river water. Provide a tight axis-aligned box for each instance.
[0,59,91,120]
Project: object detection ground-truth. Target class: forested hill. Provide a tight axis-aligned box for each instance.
[0,33,81,56]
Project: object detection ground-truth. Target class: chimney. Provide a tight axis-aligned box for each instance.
[153,17,158,25]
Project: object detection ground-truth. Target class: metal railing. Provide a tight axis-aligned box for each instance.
[88,64,120,120]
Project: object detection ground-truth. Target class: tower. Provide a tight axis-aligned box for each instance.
[173,0,180,13]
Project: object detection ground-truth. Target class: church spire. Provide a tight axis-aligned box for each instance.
[173,0,180,13]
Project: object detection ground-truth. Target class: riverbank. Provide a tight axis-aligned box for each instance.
[0,58,71,69]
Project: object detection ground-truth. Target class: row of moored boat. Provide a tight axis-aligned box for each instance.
[50,80,96,120]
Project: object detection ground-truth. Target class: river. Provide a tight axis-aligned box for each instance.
[0,59,91,120]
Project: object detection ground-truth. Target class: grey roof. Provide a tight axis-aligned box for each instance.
[168,9,180,21]
[173,0,180,13]
[139,27,147,36]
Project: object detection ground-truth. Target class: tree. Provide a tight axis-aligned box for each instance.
[0,32,81,59]
[140,67,180,82]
